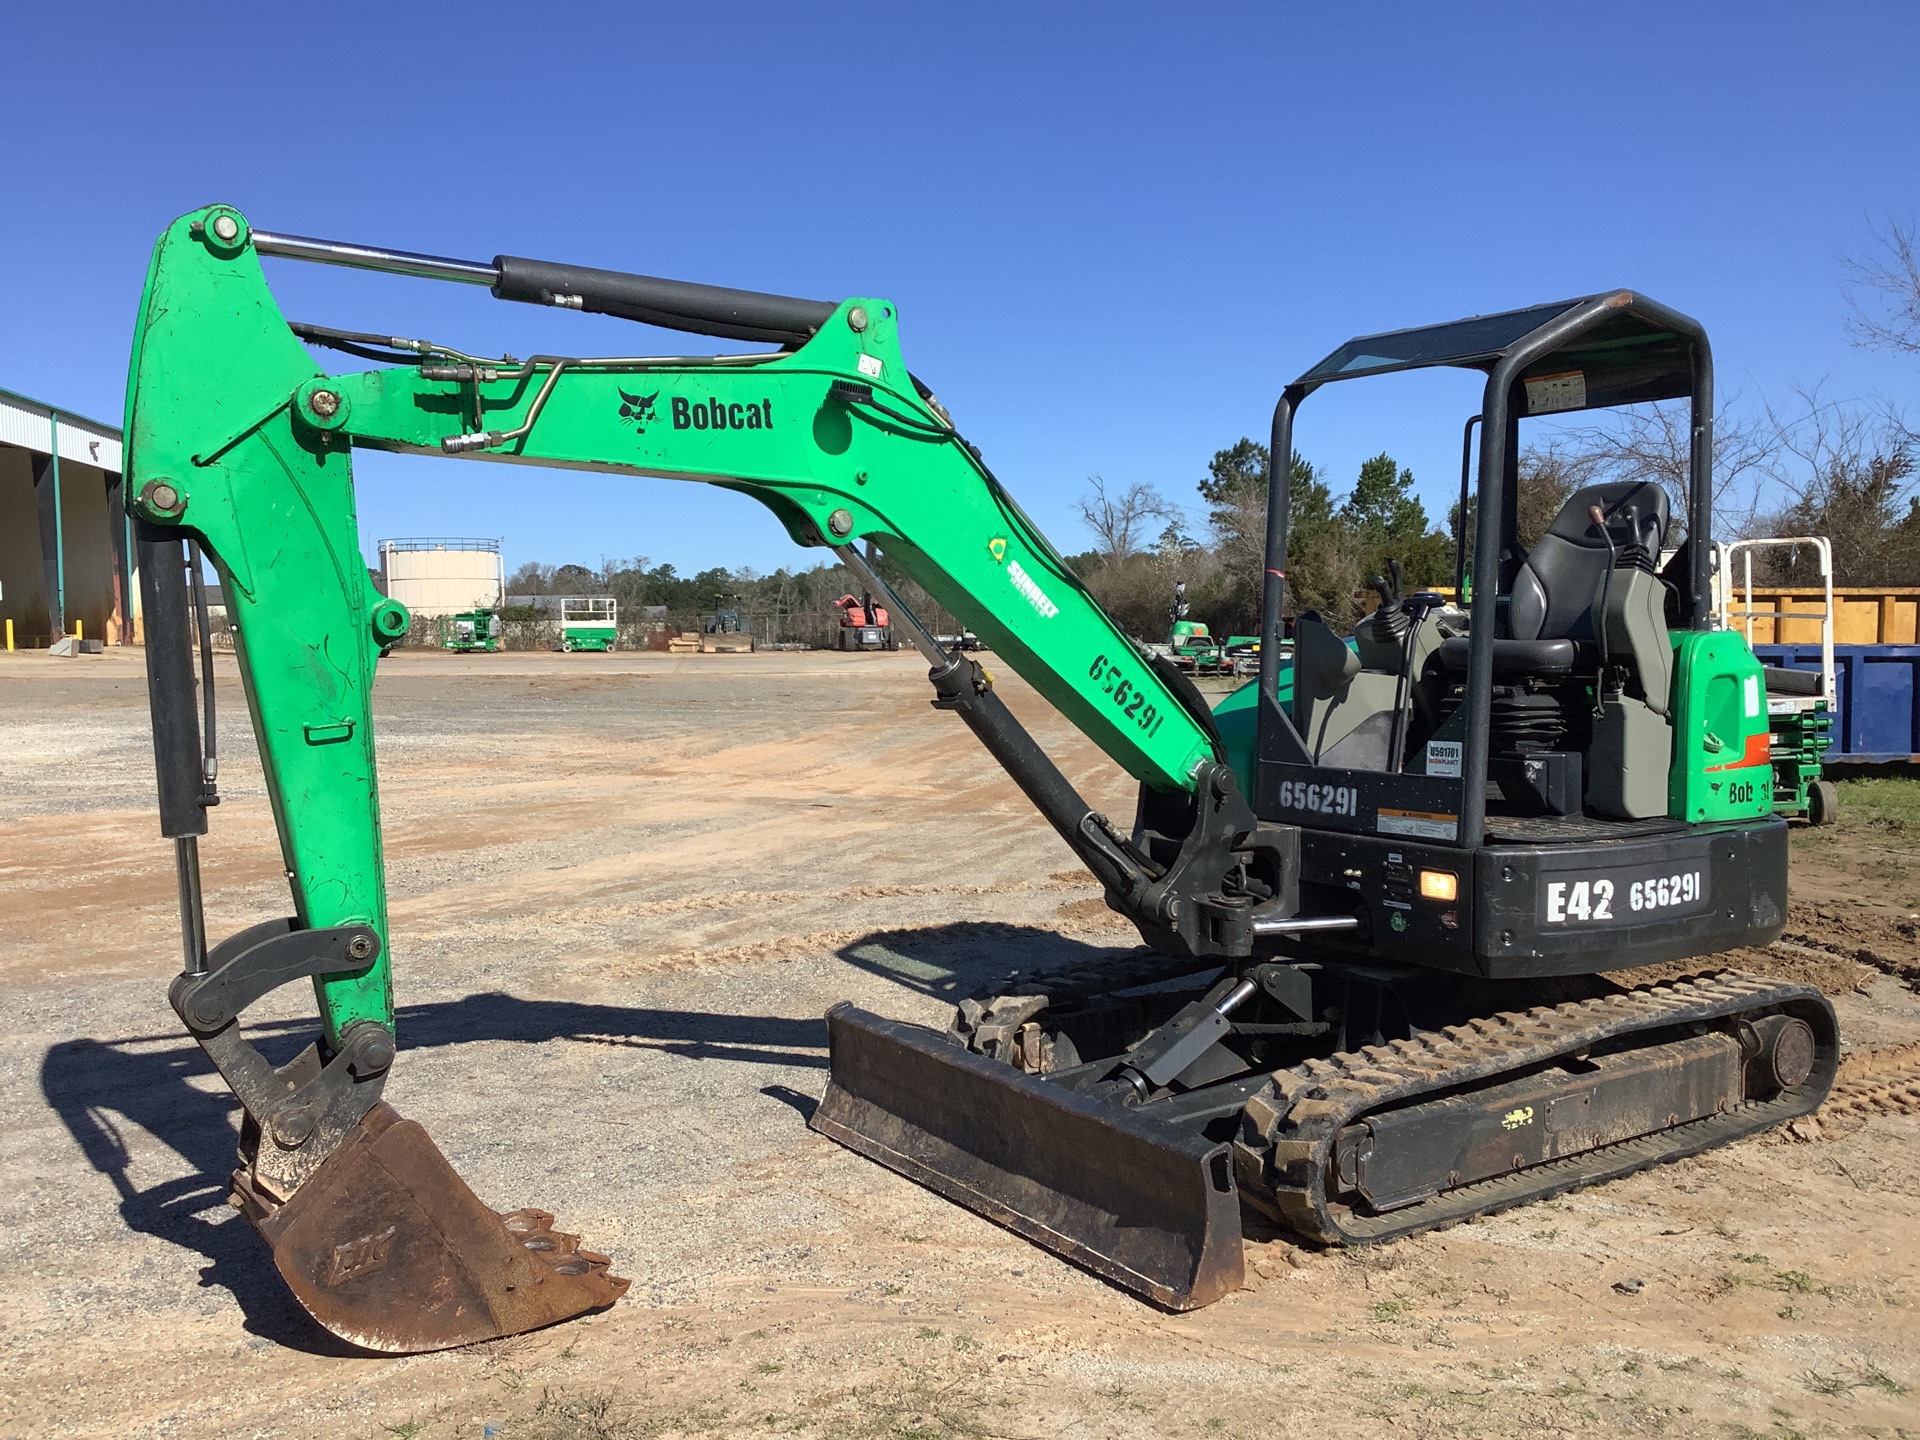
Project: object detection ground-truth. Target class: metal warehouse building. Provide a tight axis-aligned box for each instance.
[0,387,135,647]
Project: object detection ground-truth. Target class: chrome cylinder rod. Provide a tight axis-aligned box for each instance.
[252,231,499,286]
[175,836,208,975]
[1250,913,1362,937]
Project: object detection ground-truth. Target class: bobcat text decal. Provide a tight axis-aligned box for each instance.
[672,397,773,431]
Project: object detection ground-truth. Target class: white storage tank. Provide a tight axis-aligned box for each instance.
[377,538,505,618]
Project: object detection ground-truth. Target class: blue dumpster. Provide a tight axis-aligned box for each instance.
[1752,645,1920,765]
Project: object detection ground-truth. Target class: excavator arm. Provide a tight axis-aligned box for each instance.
[125,206,1278,1350]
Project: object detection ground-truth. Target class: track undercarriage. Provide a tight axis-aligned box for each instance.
[814,952,1838,1310]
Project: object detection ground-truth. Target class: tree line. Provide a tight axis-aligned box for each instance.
[504,552,961,648]
[1069,223,1920,642]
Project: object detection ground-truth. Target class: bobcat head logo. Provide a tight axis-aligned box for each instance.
[617,389,659,436]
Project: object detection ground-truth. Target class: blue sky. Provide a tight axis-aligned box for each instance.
[4,3,1915,578]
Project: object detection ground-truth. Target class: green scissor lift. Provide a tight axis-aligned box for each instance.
[559,596,617,652]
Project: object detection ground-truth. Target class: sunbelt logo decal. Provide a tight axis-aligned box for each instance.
[1006,559,1059,619]
[987,538,1057,619]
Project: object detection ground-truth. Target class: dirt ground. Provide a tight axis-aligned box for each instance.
[2,646,1916,1440]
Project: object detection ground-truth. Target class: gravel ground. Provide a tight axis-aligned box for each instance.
[1,646,1916,1440]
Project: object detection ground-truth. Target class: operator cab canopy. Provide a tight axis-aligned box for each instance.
[1275,287,1713,632]
[1296,291,1699,415]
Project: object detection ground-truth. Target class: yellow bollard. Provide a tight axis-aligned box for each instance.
[4,618,11,652]
[76,619,83,642]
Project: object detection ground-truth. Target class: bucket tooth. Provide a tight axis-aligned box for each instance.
[811,1003,1244,1310]
[232,1102,629,1354]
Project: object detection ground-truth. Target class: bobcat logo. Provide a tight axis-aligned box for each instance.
[616,388,660,436]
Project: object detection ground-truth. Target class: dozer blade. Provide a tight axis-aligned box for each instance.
[231,1102,629,1353]
[811,1003,1243,1310]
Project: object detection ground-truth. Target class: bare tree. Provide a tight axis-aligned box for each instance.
[1074,475,1176,567]
[1542,398,1780,538]
[1750,386,1918,585]
[506,560,558,595]
[1843,217,1920,355]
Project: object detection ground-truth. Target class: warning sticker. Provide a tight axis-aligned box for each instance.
[1525,370,1587,414]
[1378,807,1459,841]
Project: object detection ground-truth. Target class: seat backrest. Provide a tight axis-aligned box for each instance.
[1508,480,1670,641]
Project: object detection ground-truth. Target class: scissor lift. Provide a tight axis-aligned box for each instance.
[1716,536,1837,824]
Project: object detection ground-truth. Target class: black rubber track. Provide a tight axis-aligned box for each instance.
[1233,970,1840,1244]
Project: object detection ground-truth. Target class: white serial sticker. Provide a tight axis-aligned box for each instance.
[1425,739,1463,777]
[1744,673,1761,718]
[1525,370,1587,414]
[1005,559,1060,619]
[857,352,885,379]
[1377,807,1458,841]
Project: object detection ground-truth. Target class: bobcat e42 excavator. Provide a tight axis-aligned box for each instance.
[125,205,1836,1354]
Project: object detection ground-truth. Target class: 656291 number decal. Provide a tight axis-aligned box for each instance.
[1088,654,1165,736]
[1277,780,1358,816]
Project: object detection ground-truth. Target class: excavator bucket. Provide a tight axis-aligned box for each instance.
[811,1004,1244,1310]
[231,1103,628,1353]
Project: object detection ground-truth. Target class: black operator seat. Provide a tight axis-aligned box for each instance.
[1439,479,1671,682]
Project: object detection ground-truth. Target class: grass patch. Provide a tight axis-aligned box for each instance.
[795,1364,1007,1440]
[1858,1363,1909,1395]
[515,1389,645,1440]
[1801,1363,1909,1398]
[1803,1370,1858,1397]
[1835,777,1920,836]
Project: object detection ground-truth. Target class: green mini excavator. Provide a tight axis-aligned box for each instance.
[125,205,1835,1353]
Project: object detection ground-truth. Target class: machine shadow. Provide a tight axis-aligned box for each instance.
[39,992,827,1352]
[831,919,1147,1005]
[42,923,1125,1349]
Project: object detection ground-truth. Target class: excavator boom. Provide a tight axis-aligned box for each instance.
[124,206,1254,1349]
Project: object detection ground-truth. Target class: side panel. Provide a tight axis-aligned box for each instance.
[1670,630,1773,821]
[1474,819,1787,977]
[1291,820,1787,979]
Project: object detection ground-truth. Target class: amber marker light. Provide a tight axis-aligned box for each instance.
[1419,870,1458,902]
